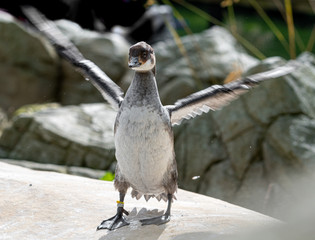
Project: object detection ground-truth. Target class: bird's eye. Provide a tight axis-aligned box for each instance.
[142,52,147,58]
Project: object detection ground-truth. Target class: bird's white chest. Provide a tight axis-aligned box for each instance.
[114,106,173,194]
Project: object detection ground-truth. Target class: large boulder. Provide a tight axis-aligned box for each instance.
[152,26,259,105]
[0,103,117,170]
[55,19,130,105]
[0,162,279,240]
[0,11,59,113]
[0,11,130,112]
[174,52,315,219]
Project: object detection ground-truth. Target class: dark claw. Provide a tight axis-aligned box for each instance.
[140,214,170,226]
[97,214,129,231]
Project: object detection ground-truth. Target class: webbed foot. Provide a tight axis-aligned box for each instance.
[97,213,129,231]
[140,213,170,226]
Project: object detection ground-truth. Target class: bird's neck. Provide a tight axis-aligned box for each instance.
[125,71,161,106]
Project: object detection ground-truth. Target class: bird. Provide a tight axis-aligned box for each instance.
[21,6,297,231]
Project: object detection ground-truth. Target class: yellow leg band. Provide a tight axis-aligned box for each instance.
[117,200,124,208]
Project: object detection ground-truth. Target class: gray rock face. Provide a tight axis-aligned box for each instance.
[153,26,259,104]
[0,12,59,113]
[0,104,117,169]
[174,52,315,218]
[0,11,130,112]
[55,20,130,105]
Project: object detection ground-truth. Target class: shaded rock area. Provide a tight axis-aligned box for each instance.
[174,52,315,219]
[0,11,59,113]
[0,162,279,240]
[0,104,117,170]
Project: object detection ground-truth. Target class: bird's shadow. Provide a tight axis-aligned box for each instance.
[98,208,166,240]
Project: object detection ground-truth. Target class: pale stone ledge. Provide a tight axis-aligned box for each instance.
[0,161,278,240]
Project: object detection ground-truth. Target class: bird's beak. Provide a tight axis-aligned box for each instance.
[128,56,141,68]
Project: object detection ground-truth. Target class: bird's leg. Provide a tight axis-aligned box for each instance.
[140,194,172,226]
[97,192,129,231]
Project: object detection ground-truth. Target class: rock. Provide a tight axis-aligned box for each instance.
[174,52,315,219]
[198,160,240,202]
[262,115,315,218]
[0,161,279,240]
[1,158,106,179]
[152,26,259,104]
[0,103,117,169]
[55,20,130,105]
[0,11,130,112]
[0,11,59,113]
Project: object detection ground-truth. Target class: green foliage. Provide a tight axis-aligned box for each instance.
[100,171,115,181]
[162,0,314,60]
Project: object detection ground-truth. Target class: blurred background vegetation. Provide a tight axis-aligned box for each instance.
[157,0,314,60]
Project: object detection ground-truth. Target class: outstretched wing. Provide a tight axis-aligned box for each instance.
[167,63,297,126]
[21,6,124,110]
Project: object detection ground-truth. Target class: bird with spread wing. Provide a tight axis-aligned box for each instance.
[22,6,297,231]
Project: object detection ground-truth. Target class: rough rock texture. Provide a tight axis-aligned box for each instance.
[0,11,59,113]
[152,26,259,105]
[174,52,315,219]
[0,162,278,240]
[0,104,117,170]
[0,11,130,113]
[55,20,130,105]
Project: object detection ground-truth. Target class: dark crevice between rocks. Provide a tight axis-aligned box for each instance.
[0,116,34,158]
[194,113,229,194]
[64,142,86,168]
[233,111,303,189]
[234,111,306,217]
[264,113,309,175]
[233,136,265,196]
[195,158,225,194]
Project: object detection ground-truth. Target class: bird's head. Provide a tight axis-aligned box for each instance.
[128,41,156,75]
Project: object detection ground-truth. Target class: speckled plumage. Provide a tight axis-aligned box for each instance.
[114,71,177,202]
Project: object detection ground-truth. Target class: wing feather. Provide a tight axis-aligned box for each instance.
[167,63,297,126]
[21,6,124,110]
